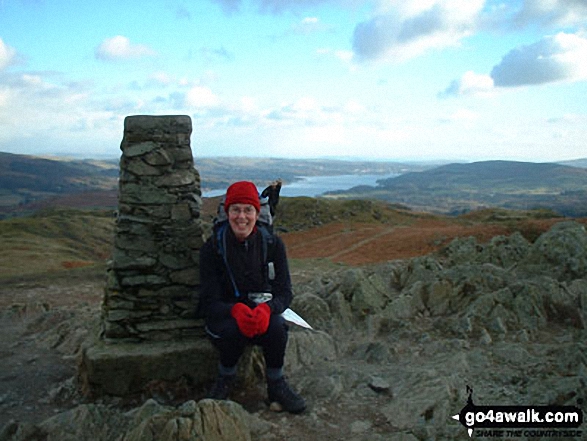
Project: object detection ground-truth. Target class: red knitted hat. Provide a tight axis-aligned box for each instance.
[225,181,260,213]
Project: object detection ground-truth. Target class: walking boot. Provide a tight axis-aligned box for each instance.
[267,377,306,414]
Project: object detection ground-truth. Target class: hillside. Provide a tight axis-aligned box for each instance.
[328,160,587,216]
[0,152,119,192]
[0,152,118,217]
[3,152,587,219]
[3,200,581,282]
[0,151,427,218]
[0,208,114,281]
[559,158,587,168]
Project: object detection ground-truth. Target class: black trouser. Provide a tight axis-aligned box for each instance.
[206,314,289,369]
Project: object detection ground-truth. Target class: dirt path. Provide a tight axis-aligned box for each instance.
[0,273,104,429]
[0,310,77,428]
[281,220,517,265]
[327,226,398,260]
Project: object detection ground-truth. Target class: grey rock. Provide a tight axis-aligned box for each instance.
[38,404,129,441]
[120,275,168,287]
[79,339,216,396]
[4,398,252,441]
[169,268,199,285]
[368,376,391,394]
[518,221,587,281]
[143,149,173,166]
[480,232,530,268]
[124,157,163,176]
[123,115,192,135]
[285,330,337,373]
[154,170,197,188]
[122,141,158,158]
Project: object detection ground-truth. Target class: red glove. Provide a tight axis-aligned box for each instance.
[253,303,271,335]
[231,303,257,338]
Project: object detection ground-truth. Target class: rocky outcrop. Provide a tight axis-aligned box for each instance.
[1,399,253,441]
[2,221,585,440]
[291,221,585,345]
[285,221,586,439]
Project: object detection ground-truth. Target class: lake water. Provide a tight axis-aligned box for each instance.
[203,173,398,198]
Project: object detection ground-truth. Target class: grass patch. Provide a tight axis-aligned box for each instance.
[275,197,422,232]
[0,208,114,280]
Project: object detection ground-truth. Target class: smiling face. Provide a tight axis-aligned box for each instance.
[227,203,259,241]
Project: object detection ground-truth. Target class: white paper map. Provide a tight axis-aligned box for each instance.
[249,293,313,330]
[281,308,313,329]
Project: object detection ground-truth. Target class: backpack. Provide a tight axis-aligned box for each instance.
[212,194,276,299]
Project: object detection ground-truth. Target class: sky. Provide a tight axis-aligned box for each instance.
[0,0,586,162]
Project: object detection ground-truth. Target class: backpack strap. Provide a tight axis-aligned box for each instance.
[214,222,277,299]
[214,223,242,299]
[257,225,276,282]
[211,186,278,299]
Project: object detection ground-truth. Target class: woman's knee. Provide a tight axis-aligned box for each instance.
[262,315,288,346]
[206,317,241,341]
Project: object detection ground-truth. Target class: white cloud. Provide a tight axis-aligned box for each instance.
[200,46,234,62]
[239,96,258,113]
[293,16,321,34]
[0,38,17,70]
[212,0,335,14]
[265,96,339,125]
[0,88,12,108]
[292,96,318,112]
[548,113,586,125]
[95,36,156,61]
[445,108,480,122]
[335,50,354,63]
[0,71,120,155]
[352,0,484,62]
[343,100,366,114]
[515,0,587,28]
[303,124,348,145]
[491,32,587,87]
[185,86,220,108]
[315,48,354,65]
[149,72,174,86]
[441,70,495,97]
[289,16,336,35]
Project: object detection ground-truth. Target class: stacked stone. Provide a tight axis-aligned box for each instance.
[102,115,205,341]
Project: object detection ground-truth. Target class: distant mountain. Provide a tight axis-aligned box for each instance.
[558,158,587,168]
[327,160,587,216]
[0,152,118,192]
[377,160,587,190]
[0,152,118,217]
[0,152,428,217]
[5,152,584,218]
[194,156,429,193]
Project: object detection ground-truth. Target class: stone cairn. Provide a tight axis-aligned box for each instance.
[102,115,205,342]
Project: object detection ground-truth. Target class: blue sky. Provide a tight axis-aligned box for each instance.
[0,0,586,162]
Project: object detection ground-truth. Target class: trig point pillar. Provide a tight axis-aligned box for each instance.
[102,115,204,341]
[80,115,216,396]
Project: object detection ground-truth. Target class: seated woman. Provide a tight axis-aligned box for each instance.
[199,181,305,414]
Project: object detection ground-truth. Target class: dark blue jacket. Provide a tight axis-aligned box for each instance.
[199,227,292,320]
